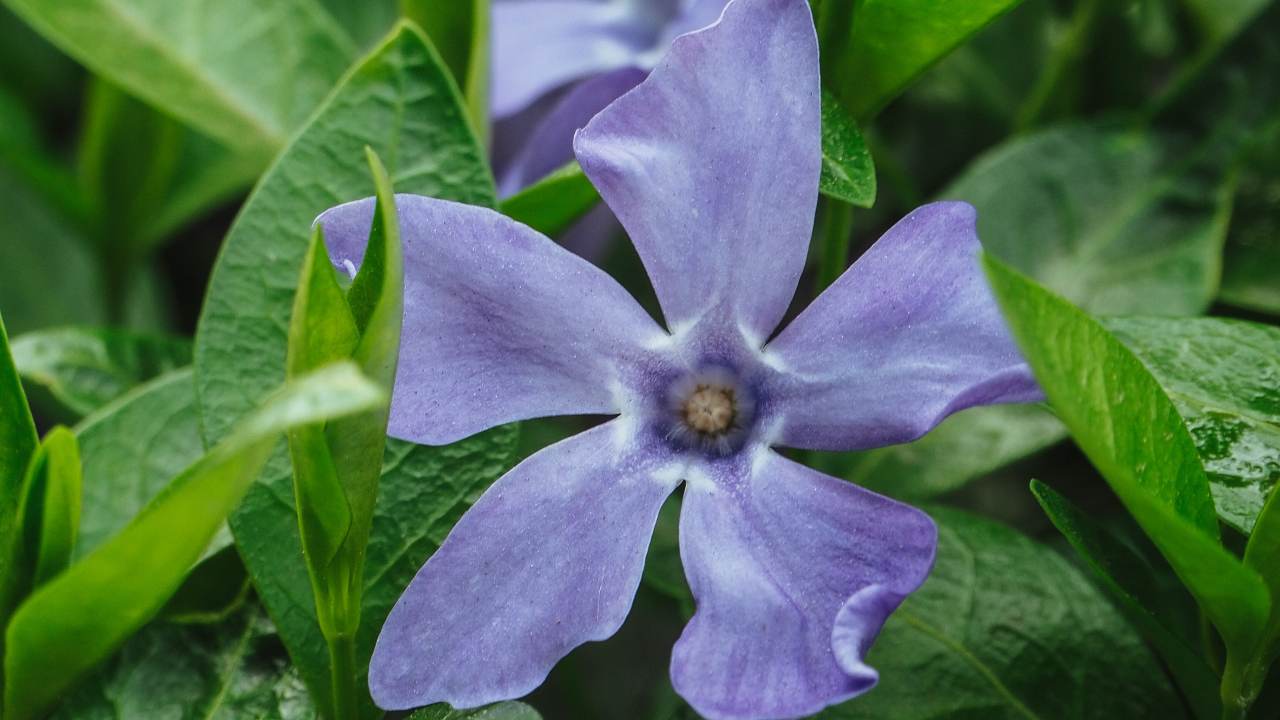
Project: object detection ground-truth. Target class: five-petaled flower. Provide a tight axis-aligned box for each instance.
[318,0,1041,717]
[492,0,730,197]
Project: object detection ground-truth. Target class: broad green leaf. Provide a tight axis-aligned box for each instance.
[498,162,600,237]
[948,122,1232,316]
[819,92,875,208]
[12,326,190,418]
[409,702,543,720]
[1031,480,1220,720]
[0,309,37,634]
[1106,317,1280,533]
[984,255,1271,671]
[52,605,317,720]
[13,427,82,593]
[402,0,490,145]
[3,362,383,720]
[809,403,1063,501]
[77,77,260,255]
[819,508,1182,719]
[814,0,1025,119]
[2,0,355,156]
[319,0,399,50]
[192,22,496,714]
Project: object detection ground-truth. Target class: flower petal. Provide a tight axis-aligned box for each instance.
[766,202,1044,451]
[672,450,936,719]
[316,196,666,445]
[368,421,681,709]
[491,0,655,118]
[497,66,647,197]
[575,0,821,341]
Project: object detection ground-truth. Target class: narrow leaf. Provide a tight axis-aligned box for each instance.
[819,92,875,208]
[0,309,38,633]
[15,427,82,591]
[1245,485,1280,663]
[498,161,601,237]
[2,363,383,720]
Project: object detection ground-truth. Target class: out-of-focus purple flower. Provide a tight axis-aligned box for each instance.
[490,0,730,198]
[319,0,1042,717]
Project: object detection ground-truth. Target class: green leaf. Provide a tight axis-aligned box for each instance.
[1245,484,1280,664]
[13,427,82,593]
[401,0,490,145]
[819,508,1183,719]
[983,255,1271,674]
[1105,317,1280,534]
[1182,0,1272,46]
[1031,480,1220,720]
[949,122,1232,316]
[2,0,355,156]
[1219,128,1280,315]
[498,162,601,238]
[819,92,876,208]
[192,22,497,713]
[814,0,1025,119]
[408,702,543,720]
[12,326,190,418]
[77,77,260,255]
[2,362,383,720]
[51,605,317,720]
[0,309,37,630]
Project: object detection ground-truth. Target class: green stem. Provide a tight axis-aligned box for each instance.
[327,632,359,720]
[1013,0,1102,133]
[1220,652,1267,720]
[814,198,854,295]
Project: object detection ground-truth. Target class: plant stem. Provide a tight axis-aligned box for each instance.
[814,197,854,295]
[1013,0,1102,133]
[327,632,359,720]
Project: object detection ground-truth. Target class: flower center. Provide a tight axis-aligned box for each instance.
[683,385,737,435]
[664,367,756,455]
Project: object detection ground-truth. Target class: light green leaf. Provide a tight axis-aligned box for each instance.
[819,92,875,208]
[1031,480,1220,720]
[51,605,317,720]
[409,702,543,720]
[2,362,383,720]
[192,22,497,715]
[1105,317,1280,534]
[3,0,355,156]
[1245,484,1280,664]
[12,326,190,418]
[814,0,1025,119]
[498,161,600,238]
[984,255,1270,676]
[1182,0,1272,46]
[14,427,82,593]
[819,508,1182,719]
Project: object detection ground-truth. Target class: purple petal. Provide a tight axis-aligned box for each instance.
[672,450,936,719]
[497,67,647,198]
[575,0,821,342]
[315,196,665,445]
[369,421,681,709]
[491,0,656,118]
[766,202,1044,451]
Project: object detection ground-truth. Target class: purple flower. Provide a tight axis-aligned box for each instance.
[491,0,730,198]
[318,0,1041,716]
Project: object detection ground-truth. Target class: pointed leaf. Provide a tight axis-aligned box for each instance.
[819,92,875,208]
[0,309,38,630]
[498,161,600,237]
[14,427,82,591]
[984,254,1270,667]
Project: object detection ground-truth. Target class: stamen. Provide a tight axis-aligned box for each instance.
[684,385,736,435]
[665,367,756,455]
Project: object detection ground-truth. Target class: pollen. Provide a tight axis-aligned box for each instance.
[683,385,737,435]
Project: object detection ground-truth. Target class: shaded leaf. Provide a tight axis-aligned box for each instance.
[498,162,600,237]
[819,92,876,208]
[409,701,543,720]
[13,326,190,418]
[3,363,383,720]
[0,309,38,632]
[3,0,354,155]
[1106,317,1280,533]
